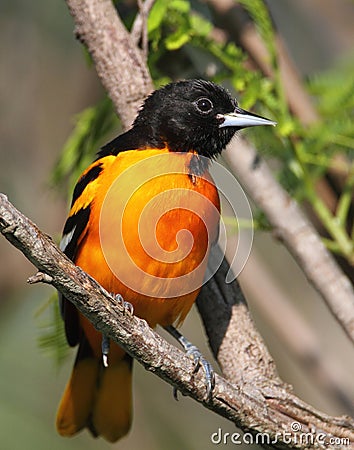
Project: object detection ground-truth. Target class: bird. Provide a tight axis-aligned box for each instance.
[56,79,275,442]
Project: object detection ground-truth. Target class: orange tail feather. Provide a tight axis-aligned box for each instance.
[56,339,133,443]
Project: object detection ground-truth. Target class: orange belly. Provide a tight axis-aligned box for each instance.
[73,149,220,355]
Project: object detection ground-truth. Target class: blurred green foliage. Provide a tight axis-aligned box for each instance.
[51,97,119,201]
[35,294,69,367]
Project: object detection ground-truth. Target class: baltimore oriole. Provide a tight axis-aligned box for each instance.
[56,79,275,442]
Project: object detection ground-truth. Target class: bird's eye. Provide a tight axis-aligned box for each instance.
[195,98,214,114]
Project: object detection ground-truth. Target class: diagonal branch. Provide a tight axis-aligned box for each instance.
[223,140,354,343]
[0,193,353,449]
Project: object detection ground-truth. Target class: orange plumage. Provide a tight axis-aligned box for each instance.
[56,149,220,441]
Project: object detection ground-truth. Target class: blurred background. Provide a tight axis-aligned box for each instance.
[0,0,353,449]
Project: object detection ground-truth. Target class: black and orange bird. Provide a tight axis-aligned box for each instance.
[56,79,275,442]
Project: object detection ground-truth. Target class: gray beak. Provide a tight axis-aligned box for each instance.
[218,108,276,129]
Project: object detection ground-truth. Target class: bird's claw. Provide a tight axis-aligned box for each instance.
[101,334,110,368]
[164,325,215,401]
[185,344,215,401]
[112,293,134,316]
[102,294,133,368]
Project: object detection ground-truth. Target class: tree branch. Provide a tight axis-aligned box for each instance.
[1,193,353,448]
[238,250,354,414]
[65,0,153,128]
[131,0,156,57]
[223,140,354,343]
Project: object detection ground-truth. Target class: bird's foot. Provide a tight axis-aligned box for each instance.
[184,342,215,400]
[164,325,215,401]
[101,294,134,367]
[112,293,134,316]
[101,334,110,368]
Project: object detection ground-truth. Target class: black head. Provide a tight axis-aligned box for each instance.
[100,79,275,159]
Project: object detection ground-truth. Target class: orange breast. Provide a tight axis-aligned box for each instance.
[75,149,220,334]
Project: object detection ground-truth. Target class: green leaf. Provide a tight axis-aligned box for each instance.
[189,14,212,37]
[165,27,191,50]
[51,96,118,201]
[148,0,168,33]
[169,0,190,13]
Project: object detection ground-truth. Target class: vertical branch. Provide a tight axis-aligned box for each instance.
[65,0,153,129]
[131,0,156,58]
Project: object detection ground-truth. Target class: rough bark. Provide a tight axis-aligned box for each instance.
[66,0,153,128]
